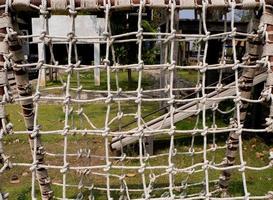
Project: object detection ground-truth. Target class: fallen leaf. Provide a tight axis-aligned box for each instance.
[126,173,136,178]
[10,175,20,184]
[256,152,264,159]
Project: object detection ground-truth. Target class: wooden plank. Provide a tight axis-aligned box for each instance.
[111,72,267,151]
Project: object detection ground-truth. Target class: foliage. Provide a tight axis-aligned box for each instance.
[111,12,160,65]
[115,45,128,64]
[142,45,159,65]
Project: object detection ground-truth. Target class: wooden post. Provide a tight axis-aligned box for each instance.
[219,14,262,195]
[181,41,186,65]
[173,9,179,88]
[0,11,11,200]
[144,136,154,156]
[7,15,53,199]
[159,26,166,109]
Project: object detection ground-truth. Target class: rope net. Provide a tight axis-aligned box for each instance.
[0,0,273,199]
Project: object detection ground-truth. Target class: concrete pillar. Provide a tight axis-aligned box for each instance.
[94,42,100,86]
[38,43,46,87]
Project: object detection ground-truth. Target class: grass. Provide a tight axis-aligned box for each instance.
[46,70,155,91]
[1,103,273,199]
[177,69,199,83]
[1,71,273,199]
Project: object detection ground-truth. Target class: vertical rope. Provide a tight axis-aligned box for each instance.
[0,1,272,200]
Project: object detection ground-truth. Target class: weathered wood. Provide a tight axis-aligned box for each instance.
[10,0,263,11]
[219,14,263,193]
[7,14,53,200]
[111,72,267,151]
[0,11,10,199]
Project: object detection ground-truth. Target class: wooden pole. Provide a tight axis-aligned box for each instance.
[2,0,261,11]
[0,10,11,200]
[219,14,263,195]
[7,13,53,200]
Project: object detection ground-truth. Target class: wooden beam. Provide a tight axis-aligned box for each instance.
[3,0,262,12]
[111,72,267,151]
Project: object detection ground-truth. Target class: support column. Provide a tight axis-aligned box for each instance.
[94,42,100,86]
[219,14,263,194]
[7,15,53,200]
[38,42,47,87]
[263,2,273,120]
[0,11,14,200]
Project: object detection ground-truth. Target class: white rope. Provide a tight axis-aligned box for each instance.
[0,0,272,200]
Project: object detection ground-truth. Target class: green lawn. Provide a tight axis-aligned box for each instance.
[177,69,199,83]
[46,70,155,91]
[0,103,272,199]
[0,71,272,199]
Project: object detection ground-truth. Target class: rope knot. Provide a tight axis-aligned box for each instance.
[137,60,144,71]
[5,123,13,135]
[201,126,208,136]
[229,118,238,129]
[67,32,77,43]
[231,27,237,37]
[33,91,41,103]
[203,32,210,41]
[200,63,208,73]
[30,125,40,138]
[189,147,195,156]
[137,127,144,137]
[167,95,175,105]
[36,60,44,70]
[233,94,241,104]
[267,191,273,199]
[235,124,243,135]
[172,148,177,156]
[232,61,240,70]
[29,160,38,171]
[120,153,126,162]
[168,61,176,71]
[105,94,113,104]
[103,162,112,172]
[135,92,143,104]
[260,87,272,102]
[136,28,143,38]
[269,150,273,162]
[60,163,69,174]
[257,57,269,68]
[102,127,110,137]
[265,118,273,132]
[62,125,70,136]
[102,31,110,38]
[65,64,74,73]
[168,126,175,136]
[166,163,174,174]
[138,163,146,174]
[238,162,246,172]
[39,30,47,41]
[103,59,110,66]
[76,85,83,94]
[68,5,77,16]
[212,103,218,112]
